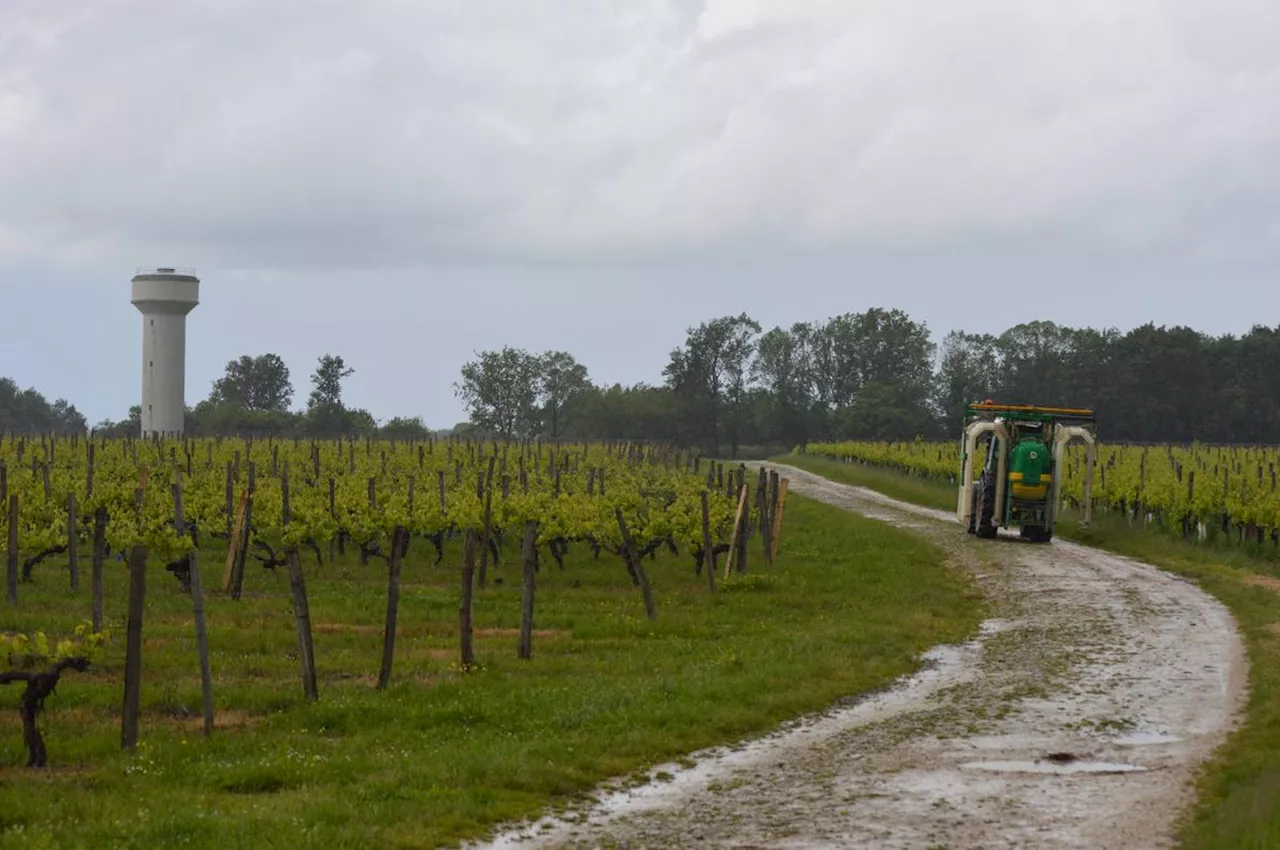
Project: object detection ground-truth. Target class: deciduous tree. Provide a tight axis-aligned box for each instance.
[210,354,293,412]
[454,347,542,438]
[307,354,356,435]
[663,313,761,455]
[538,351,591,438]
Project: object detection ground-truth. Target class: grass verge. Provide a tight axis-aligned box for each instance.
[0,493,981,849]
[778,452,1280,850]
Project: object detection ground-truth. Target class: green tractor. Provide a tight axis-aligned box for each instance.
[957,402,1098,543]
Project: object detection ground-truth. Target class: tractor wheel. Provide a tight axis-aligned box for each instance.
[1021,525,1052,543]
[966,482,981,534]
[975,473,997,538]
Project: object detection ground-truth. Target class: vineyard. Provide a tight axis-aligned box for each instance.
[804,439,1280,545]
[0,435,765,576]
[0,435,784,756]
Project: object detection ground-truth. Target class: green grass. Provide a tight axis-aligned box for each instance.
[0,494,982,849]
[778,451,1280,850]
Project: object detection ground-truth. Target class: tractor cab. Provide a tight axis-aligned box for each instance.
[958,402,1097,543]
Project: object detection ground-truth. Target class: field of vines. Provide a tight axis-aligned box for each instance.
[805,439,1280,545]
[0,434,781,765]
[0,435,761,571]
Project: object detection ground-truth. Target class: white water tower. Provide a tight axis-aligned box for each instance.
[131,267,199,437]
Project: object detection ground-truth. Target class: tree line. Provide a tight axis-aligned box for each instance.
[5,309,1277,447]
[1,354,436,440]
[453,311,1280,450]
[0,378,88,434]
[171,353,435,439]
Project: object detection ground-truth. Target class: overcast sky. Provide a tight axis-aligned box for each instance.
[2,1,1278,427]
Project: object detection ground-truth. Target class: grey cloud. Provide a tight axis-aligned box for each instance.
[1,1,1279,427]
[3,0,1278,269]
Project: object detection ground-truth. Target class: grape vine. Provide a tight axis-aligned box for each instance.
[0,435,758,584]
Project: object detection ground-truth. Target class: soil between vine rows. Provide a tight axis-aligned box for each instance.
[472,463,1248,849]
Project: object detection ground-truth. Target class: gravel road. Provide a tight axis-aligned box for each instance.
[470,463,1247,849]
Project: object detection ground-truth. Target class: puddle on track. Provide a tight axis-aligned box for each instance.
[963,759,1150,775]
[1113,731,1185,747]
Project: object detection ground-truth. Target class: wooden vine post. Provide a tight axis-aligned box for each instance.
[377,526,406,690]
[121,544,147,751]
[282,471,318,702]
[478,456,496,587]
[67,493,79,591]
[518,521,538,659]
[770,477,790,560]
[402,478,416,558]
[765,469,781,558]
[173,478,215,737]
[224,462,234,536]
[6,493,17,603]
[723,483,750,579]
[221,491,250,595]
[91,508,107,632]
[328,478,337,563]
[361,477,377,565]
[460,529,477,670]
[231,464,257,598]
[700,490,715,593]
[756,467,773,566]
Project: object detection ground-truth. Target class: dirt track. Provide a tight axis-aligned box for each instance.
[470,463,1248,849]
